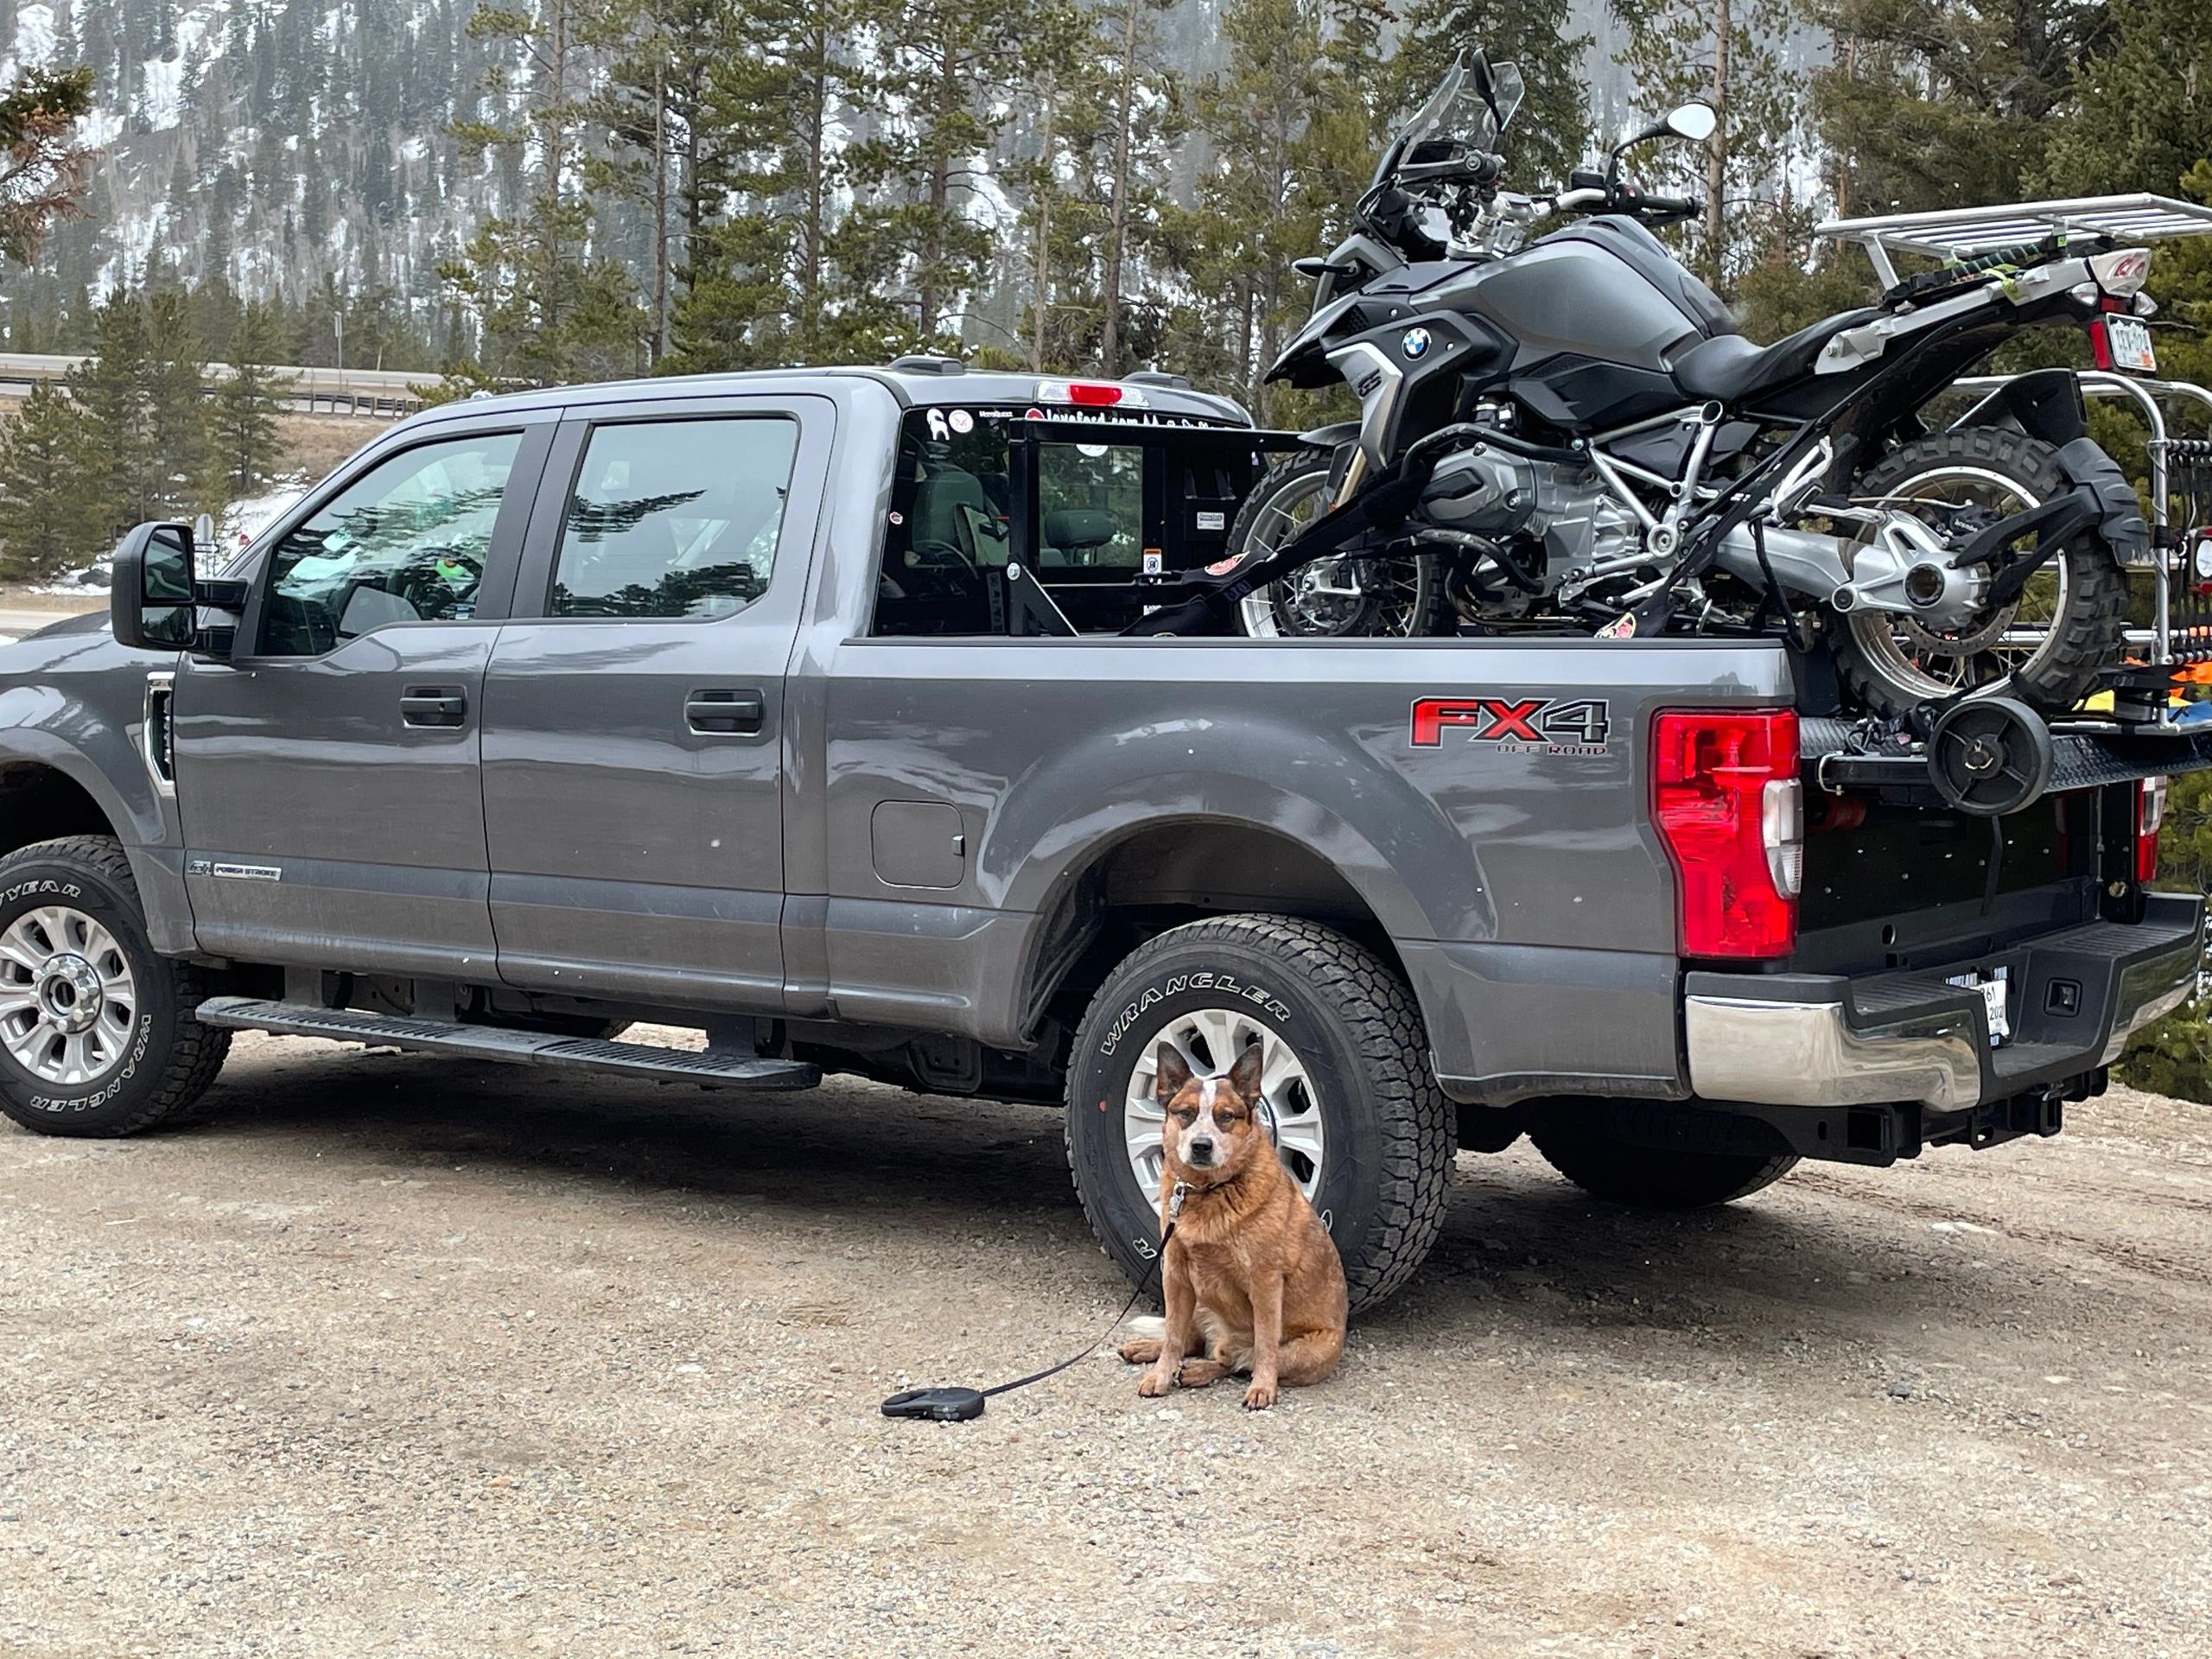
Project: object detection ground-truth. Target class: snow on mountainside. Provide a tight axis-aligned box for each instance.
[0,0,1656,326]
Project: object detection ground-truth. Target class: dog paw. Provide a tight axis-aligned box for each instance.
[1242,1381,1278,1411]
[1176,1358,1225,1388]
[1119,1338,1162,1366]
[1137,1369,1173,1398]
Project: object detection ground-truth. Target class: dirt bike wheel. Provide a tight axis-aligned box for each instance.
[1227,454,1444,639]
[1832,427,2127,717]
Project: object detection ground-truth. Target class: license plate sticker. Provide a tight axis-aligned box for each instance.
[2104,315,2157,375]
[1948,967,2012,1046]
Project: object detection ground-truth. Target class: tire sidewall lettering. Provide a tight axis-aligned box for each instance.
[1073,951,1382,1286]
[0,859,171,1121]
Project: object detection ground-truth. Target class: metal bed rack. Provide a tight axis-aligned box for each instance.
[1817,196,2212,732]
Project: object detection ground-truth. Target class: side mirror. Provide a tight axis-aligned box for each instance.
[111,522,198,652]
[1664,103,1717,143]
[1607,102,1719,187]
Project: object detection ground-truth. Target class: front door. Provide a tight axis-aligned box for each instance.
[173,417,553,976]
[479,395,829,1008]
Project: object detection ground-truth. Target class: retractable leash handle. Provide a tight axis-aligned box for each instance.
[881,1185,1188,1422]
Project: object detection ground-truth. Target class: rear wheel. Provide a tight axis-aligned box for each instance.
[1833,426,2126,715]
[1229,454,1442,639]
[1530,1120,1797,1209]
[1064,915,1454,1312]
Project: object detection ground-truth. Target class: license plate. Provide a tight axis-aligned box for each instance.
[2102,315,2157,375]
[1948,967,2012,1046]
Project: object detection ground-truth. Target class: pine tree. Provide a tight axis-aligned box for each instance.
[0,382,105,581]
[66,290,160,540]
[841,0,1025,352]
[444,0,644,385]
[1163,0,1386,418]
[0,65,94,268]
[206,299,295,505]
[1611,0,1800,285]
[146,286,211,516]
[1808,0,2101,220]
[1092,0,1183,373]
[591,0,728,365]
[1393,0,1590,190]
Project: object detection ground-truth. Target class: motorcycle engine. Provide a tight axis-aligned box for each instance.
[1416,444,1637,607]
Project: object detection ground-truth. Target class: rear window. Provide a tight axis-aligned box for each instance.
[870,406,1274,637]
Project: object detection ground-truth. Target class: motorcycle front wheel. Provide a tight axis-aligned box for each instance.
[1227,454,1443,639]
[1831,427,2127,717]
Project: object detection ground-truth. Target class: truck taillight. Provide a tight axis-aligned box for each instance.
[2138,775,2168,884]
[1652,710,1802,959]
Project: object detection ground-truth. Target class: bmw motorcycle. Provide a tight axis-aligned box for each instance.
[1211,54,2154,718]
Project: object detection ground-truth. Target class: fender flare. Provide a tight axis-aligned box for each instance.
[1984,367,2150,564]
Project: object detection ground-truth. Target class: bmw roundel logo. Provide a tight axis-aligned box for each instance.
[1402,327,1432,359]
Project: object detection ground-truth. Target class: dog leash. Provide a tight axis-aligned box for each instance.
[880,1182,1188,1421]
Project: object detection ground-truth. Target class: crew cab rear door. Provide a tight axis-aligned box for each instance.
[477,392,831,1007]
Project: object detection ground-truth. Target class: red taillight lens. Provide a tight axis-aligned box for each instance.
[1653,710,1802,959]
[2137,775,2167,885]
[1068,382,1122,406]
[2088,317,2116,372]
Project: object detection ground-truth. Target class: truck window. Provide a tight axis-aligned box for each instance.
[260,429,523,656]
[1038,442,1143,570]
[871,407,1267,637]
[550,416,798,619]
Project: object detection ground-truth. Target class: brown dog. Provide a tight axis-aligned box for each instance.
[1118,1040,1348,1409]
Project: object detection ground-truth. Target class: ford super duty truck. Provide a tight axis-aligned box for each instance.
[0,363,2202,1308]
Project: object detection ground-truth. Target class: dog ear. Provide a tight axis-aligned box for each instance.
[1228,1039,1265,1103]
[1154,1043,1192,1102]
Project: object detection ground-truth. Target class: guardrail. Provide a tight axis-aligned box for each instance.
[0,353,426,418]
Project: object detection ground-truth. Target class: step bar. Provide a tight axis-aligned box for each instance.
[194,997,821,1090]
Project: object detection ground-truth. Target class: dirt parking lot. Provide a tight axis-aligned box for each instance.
[3,1033,2209,1658]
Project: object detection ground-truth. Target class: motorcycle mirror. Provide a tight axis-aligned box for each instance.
[1468,53,1501,128]
[1664,103,1717,143]
[1608,102,1718,187]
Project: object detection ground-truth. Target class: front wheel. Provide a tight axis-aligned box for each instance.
[0,836,231,1137]
[1832,426,2127,716]
[1227,453,1443,638]
[1063,915,1455,1313]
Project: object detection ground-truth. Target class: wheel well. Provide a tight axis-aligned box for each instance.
[0,764,118,859]
[1035,821,1413,1033]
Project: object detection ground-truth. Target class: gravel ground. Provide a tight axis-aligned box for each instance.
[3,1033,2210,1658]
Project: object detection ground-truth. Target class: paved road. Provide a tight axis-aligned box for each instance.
[3,1033,2209,1656]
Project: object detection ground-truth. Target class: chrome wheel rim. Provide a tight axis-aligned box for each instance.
[1237,471,1428,638]
[1848,465,2067,700]
[0,906,138,1085]
[1122,1007,1326,1203]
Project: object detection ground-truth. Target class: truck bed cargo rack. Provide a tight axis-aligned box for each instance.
[1802,714,2212,804]
[1816,198,2212,728]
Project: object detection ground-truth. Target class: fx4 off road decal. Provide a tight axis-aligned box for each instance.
[1411,695,1611,755]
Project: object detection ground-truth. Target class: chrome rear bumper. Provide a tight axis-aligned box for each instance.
[1685,897,2204,1110]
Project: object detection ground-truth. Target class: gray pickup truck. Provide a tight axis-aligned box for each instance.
[0,364,2202,1307]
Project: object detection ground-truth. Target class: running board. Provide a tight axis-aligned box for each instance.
[194,997,821,1090]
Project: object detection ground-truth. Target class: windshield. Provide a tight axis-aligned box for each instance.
[1396,54,1525,159]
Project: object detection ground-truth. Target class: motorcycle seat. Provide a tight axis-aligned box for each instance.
[1669,308,1878,405]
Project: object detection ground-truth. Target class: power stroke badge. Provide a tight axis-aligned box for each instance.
[1410,695,1611,754]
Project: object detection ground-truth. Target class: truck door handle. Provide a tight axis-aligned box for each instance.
[686,689,766,736]
[400,686,468,728]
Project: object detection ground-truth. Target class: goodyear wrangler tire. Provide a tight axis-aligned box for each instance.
[0,836,230,1138]
[1064,914,1455,1313]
